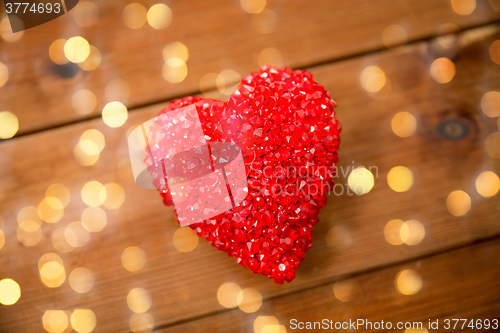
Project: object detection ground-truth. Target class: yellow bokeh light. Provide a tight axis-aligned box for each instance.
[481,91,500,117]
[103,183,125,209]
[129,313,154,333]
[333,280,355,302]
[237,288,262,313]
[46,183,71,208]
[430,57,455,84]
[80,129,105,153]
[391,111,416,138]
[79,140,99,156]
[147,4,172,30]
[69,267,94,294]
[49,39,69,65]
[52,227,75,253]
[0,61,8,87]
[485,132,500,158]
[200,73,221,98]
[81,181,107,207]
[258,47,284,67]
[105,79,131,103]
[240,0,266,14]
[39,253,66,288]
[0,111,19,139]
[43,310,69,333]
[405,329,428,333]
[490,40,500,65]
[162,59,188,83]
[326,225,352,251]
[73,1,99,27]
[360,66,386,93]
[71,309,96,333]
[382,24,407,49]
[121,246,146,272]
[172,227,199,253]
[18,206,42,230]
[38,197,64,223]
[17,227,42,246]
[446,190,471,217]
[0,16,24,43]
[451,0,476,15]
[102,101,128,128]
[78,45,101,71]
[65,222,90,248]
[40,261,65,280]
[254,316,279,333]
[217,69,241,95]
[437,23,460,49]
[0,278,21,305]
[384,219,405,246]
[387,166,414,192]
[64,36,90,64]
[347,167,375,195]
[81,207,107,232]
[475,171,500,197]
[400,220,425,246]
[0,229,4,251]
[252,9,277,34]
[395,269,422,295]
[127,288,152,313]
[163,42,189,62]
[74,142,100,167]
[217,282,241,308]
[72,89,97,115]
[123,3,147,29]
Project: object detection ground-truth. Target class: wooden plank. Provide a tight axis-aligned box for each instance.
[0,0,499,134]
[160,238,500,333]
[0,24,500,332]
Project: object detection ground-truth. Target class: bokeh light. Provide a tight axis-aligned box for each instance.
[80,129,105,153]
[49,39,69,65]
[0,61,8,87]
[17,206,42,232]
[400,220,425,245]
[475,171,500,197]
[0,111,19,139]
[127,288,152,313]
[163,42,189,62]
[129,313,154,333]
[347,167,375,195]
[430,57,455,84]
[0,278,21,305]
[73,1,99,27]
[395,269,422,295]
[123,3,147,29]
[490,40,500,65]
[437,23,460,49]
[451,0,476,15]
[387,166,414,192]
[162,59,188,83]
[52,227,75,253]
[240,0,266,14]
[105,79,131,103]
[237,288,262,313]
[360,66,386,93]
[484,132,500,158]
[42,310,69,333]
[147,4,172,30]
[200,73,221,98]
[333,280,355,302]
[46,183,71,208]
[0,229,4,251]
[78,46,102,71]
[81,207,107,232]
[103,183,125,209]
[446,190,471,217]
[217,69,241,95]
[74,142,100,166]
[64,37,90,64]
[217,282,241,308]
[172,227,198,252]
[71,309,96,333]
[38,253,66,288]
[326,225,352,251]
[121,246,146,272]
[254,316,279,333]
[384,219,405,246]
[72,89,97,115]
[252,9,277,34]
[382,24,407,49]
[481,91,500,117]
[17,226,42,246]
[81,181,107,207]
[69,267,94,293]
[258,47,284,67]
[0,15,24,42]
[65,222,90,248]
[391,111,416,137]
[38,197,64,223]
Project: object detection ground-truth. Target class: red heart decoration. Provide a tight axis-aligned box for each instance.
[147,66,341,283]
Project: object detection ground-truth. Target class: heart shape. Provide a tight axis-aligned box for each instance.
[147,66,341,283]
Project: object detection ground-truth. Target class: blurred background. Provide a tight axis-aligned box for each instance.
[0,0,500,332]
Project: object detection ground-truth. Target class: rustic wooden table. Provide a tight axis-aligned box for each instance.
[0,0,499,332]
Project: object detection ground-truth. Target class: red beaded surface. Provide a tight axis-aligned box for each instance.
[148,66,341,283]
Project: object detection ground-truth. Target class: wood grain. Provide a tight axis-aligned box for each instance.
[0,24,499,332]
[0,0,499,134]
[160,238,500,333]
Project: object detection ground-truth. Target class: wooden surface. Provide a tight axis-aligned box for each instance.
[1,1,500,332]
